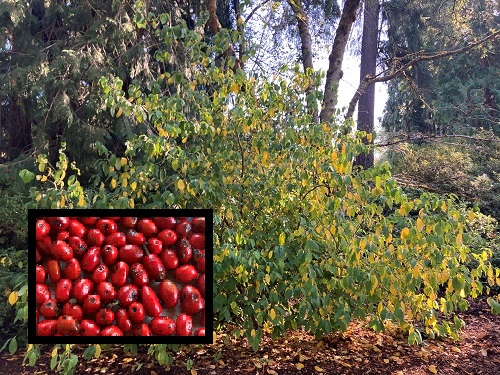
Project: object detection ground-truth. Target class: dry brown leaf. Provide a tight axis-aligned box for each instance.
[314,365,324,372]
[255,363,262,369]
[267,369,278,375]
[296,363,304,369]
[299,354,308,362]
[481,349,488,356]
[451,347,461,353]
[383,359,390,364]
[429,364,438,374]
[191,370,197,375]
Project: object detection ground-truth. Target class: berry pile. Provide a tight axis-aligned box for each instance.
[35,216,206,336]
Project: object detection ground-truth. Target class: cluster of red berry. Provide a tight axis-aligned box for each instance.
[35,216,206,337]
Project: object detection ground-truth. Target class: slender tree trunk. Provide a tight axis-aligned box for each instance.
[320,0,361,123]
[355,0,379,169]
[287,0,318,122]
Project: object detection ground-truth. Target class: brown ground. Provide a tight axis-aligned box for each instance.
[1,297,499,375]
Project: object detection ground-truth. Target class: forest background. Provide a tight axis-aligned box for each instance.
[0,0,499,373]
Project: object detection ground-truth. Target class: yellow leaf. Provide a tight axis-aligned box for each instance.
[77,194,85,207]
[120,157,127,166]
[296,363,304,370]
[428,364,438,374]
[265,274,271,284]
[416,218,424,232]
[177,179,185,191]
[269,309,276,320]
[279,232,285,246]
[110,178,117,189]
[441,201,447,212]
[115,107,123,118]
[8,291,18,305]
[314,365,324,372]
[268,250,273,259]
[95,344,101,358]
[251,329,256,337]
[51,347,58,357]
[366,133,372,142]
[213,332,217,343]
[456,233,463,246]
[131,181,137,191]
[401,227,410,241]
[468,211,475,221]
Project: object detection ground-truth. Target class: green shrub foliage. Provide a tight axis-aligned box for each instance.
[14,8,500,372]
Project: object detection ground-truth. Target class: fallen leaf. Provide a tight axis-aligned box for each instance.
[481,349,488,356]
[451,347,461,353]
[296,363,304,369]
[314,365,324,372]
[429,364,438,374]
[383,359,390,364]
[255,363,262,369]
[299,355,308,362]
[267,370,278,375]
[191,370,197,375]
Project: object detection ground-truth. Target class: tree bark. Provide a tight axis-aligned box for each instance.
[287,0,318,122]
[355,0,379,169]
[320,0,361,123]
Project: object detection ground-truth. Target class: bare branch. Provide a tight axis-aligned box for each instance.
[345,29,500,119]
[375,132,499,148]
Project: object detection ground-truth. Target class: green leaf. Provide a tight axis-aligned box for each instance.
[8,337,17,354]
[50,354,58,370]
[19,169,35,183]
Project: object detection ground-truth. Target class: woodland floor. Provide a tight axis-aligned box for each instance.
[1,297,499,375]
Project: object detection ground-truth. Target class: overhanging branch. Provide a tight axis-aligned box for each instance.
[345,29,500,119]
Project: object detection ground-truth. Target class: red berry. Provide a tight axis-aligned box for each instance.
[96,281,117,303]
[46,259,61,283]
[141,285,162,317]
[175,220,192,239]
[62,301,83,321]
[95,308,115,326]
[115,308,133,332]
[55,279,73,303]
[194,327,206,336]
[117,284,139,308]
[121,217,138,229]
[86,228,105,246]
[176,238,193,264]
[96,219,118,235]
[64,258,82,280]
[145,237,163,255]
[110,261,129,287]
[130,263,150,286]
[83,294,101,315]
[57,315,80,335]
[197,274,205,299]
[72,279,94,303]
[55,230,70,242]
[92,264,109,283]
[159,248,179,270]
[102,244,119,265]
[132,323,152,336]
[36,283,51,305]
[47,217,70,231]
[68,237,87,258]
[125,229,146,246]
[174,264,198,283]
[143,254,166,281]
[39,298,59,318]
[137,218,158,238]
[35,265,46,283]
[68,219,87,238]
[176,313,193,336]
[152,217,177,231]
[193,249,206,273]
[128,302,146,323]
[81,246,101,272]
[80,320,101,336]
[150,317,176,336]
[52,240,73,261]
[180,284,205,315]
[158,279,179,308]
[37,320,58,336]
[36,219,50,240]
[189,233,205,250]
[158,229,177,246]
[105,231,127,247]
[119,244,144,264]
[80,217,98,227]
[101,325,123,336]
[37,236,52,255]
[191,217,205,233]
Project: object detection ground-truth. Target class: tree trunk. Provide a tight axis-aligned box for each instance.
[355,0,379,169]
[320,0,361,123]
[287,0,318,122]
